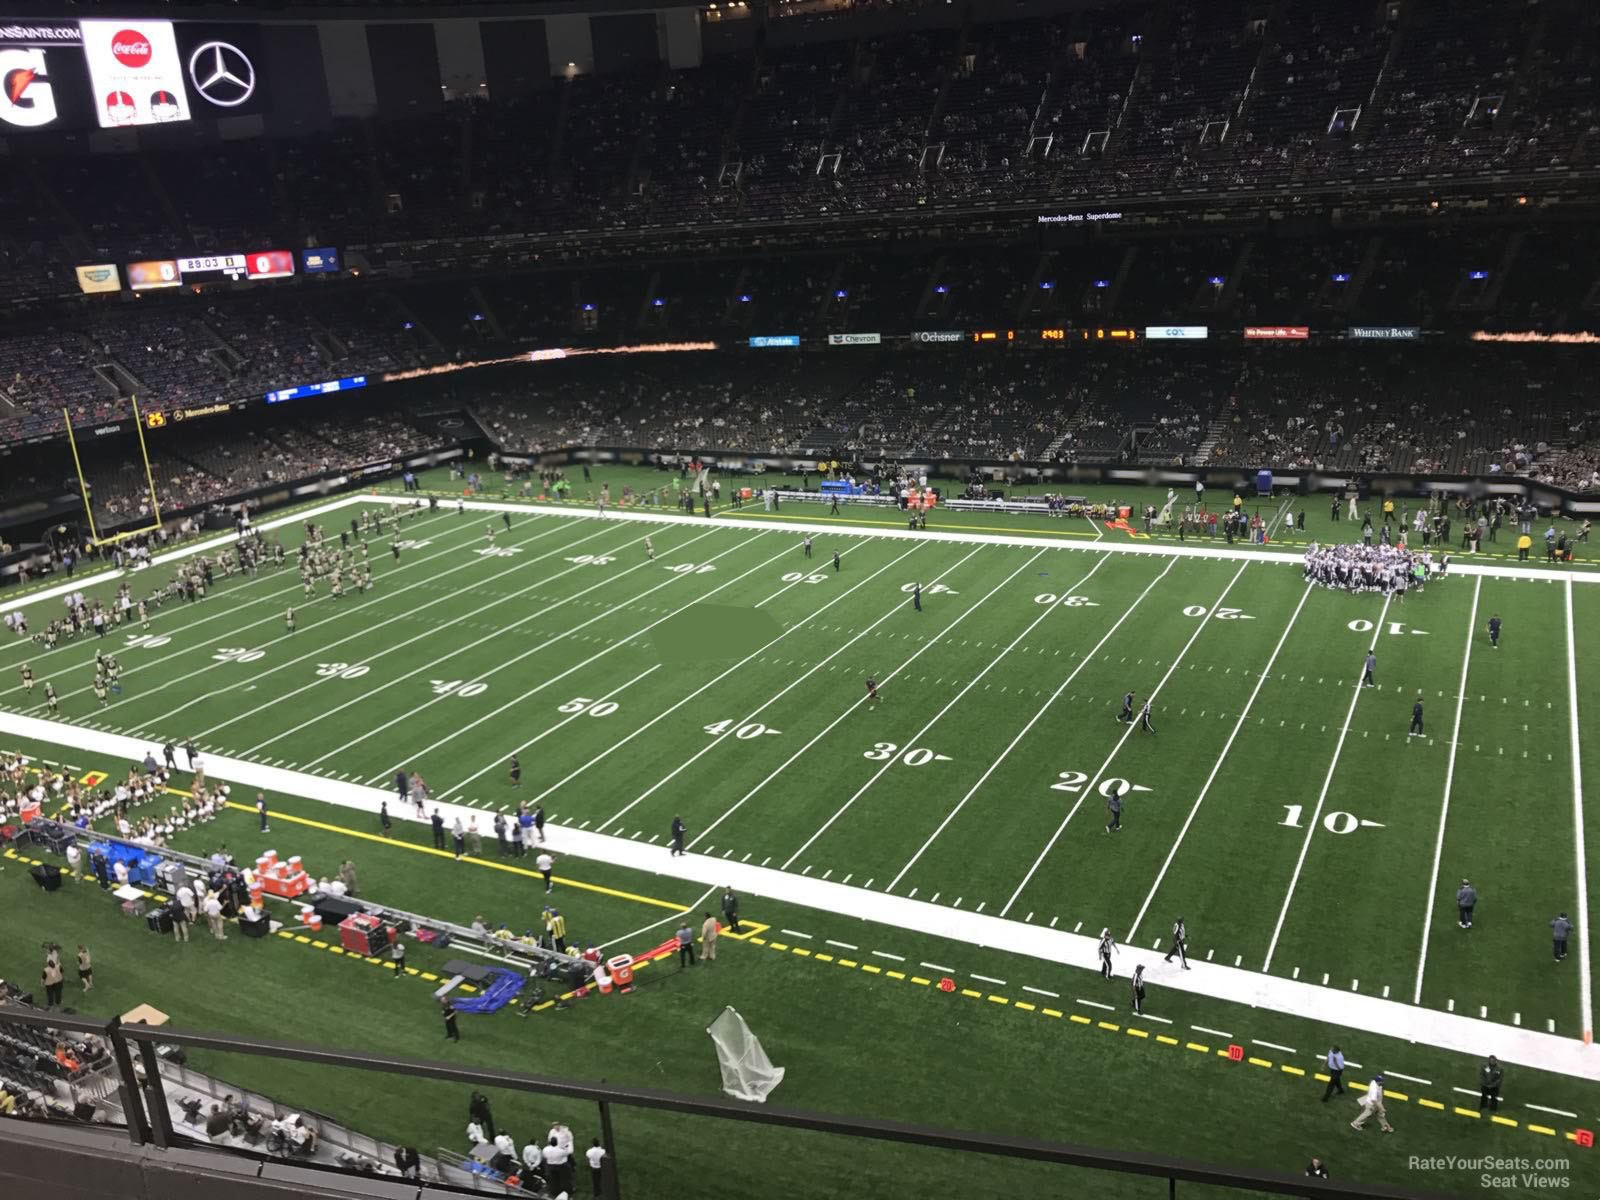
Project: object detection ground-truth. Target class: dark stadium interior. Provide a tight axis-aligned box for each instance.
[1,1,1599,1196]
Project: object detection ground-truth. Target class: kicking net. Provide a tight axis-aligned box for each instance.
[706,1006,785,1103]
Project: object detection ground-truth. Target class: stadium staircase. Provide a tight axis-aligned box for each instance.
[1193,398,1237,463]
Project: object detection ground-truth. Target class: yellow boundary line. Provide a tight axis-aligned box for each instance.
[18,765,1595,1146]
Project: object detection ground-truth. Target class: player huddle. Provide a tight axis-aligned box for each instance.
[1302,543,1447,596]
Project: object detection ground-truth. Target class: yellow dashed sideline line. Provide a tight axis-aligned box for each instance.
[747,928,1587,1143]
[13,780,1588,1146]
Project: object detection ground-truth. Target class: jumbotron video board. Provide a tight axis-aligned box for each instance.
[0,18,266,131]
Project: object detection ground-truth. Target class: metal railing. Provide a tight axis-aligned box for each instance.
[0,1002,1457,1200]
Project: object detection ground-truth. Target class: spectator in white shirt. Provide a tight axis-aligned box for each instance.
[465,1120,487,1146]
[548,1121,573,1156]
[493,1131,516,1160]
[541,1137,573,1196]
[586,1140,608,1195]
[522,1140,543,1171]
[1350,1073,1393,1132]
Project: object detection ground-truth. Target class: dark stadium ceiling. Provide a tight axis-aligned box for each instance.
[12,0,1108,19]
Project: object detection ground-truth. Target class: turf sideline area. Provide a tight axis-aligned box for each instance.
[372,492,1599,584]
[2,707,1595,1087]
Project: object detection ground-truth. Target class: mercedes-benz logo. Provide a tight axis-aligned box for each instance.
[187,41,254,108]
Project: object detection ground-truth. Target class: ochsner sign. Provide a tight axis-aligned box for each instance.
[911,330,963,343]
[1144,326,1209,340]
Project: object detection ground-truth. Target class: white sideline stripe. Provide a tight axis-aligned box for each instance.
[1191,1026,1233,1039]
[970,974,1007,985]
[1001,560,1248,917]
[1566,579,1594,1038]
[871,950,906,962]
[683,544,1000,849]
[920,962,954,973]
[1022,985,1059,998]
[219,517,614,748]
[362,492,1600,586]
[601,543,960,835]
[477,542,924,806]
[1413,576,1481,1003]
[1384,1071,1432,1085]
[1077,999,1115,1012]
[1127,580,1312,941]
[824,940,858,950]
[884,552,1129,891]
[81,515,604,721]
[2,711,1598,1083]
[782,930,813,940]
[1251,1039,1297,1055]
[349,530,775,776]
[1262,591,1394,971]
[778,548,1052,868]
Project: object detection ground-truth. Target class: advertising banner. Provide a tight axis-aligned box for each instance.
[125,259,180,290]
[74,263,120,294]
[1243,326,1310,340]
[80,19,191,127]
[1145,326,1209,340]
[1347,326,1420,340]
[749,335,800,348]
[827,333,881,346]
[911,331,963,343]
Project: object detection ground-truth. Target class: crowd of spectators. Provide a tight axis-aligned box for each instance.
[0,0,1592,299]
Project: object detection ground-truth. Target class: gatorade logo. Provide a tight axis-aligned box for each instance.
[111,30,152,67]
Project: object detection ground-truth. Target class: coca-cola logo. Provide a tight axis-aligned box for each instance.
[111,30,152,68]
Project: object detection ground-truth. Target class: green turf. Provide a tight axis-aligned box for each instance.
[1,480,1596,1198]
[4,775,1595,1200]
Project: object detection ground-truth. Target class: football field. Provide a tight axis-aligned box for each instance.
[1,490,1594,1057]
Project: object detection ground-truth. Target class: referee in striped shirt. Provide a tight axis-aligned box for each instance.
[1163,917,1190,969]
[1098,932,1117,979]
[1130,963,1146,1014]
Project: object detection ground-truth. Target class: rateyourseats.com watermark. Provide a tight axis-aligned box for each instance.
[1410,1155,1573,1190]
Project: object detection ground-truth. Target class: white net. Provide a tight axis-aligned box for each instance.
[707,1006,785,1103]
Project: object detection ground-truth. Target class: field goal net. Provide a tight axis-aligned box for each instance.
[707,1006,785,1103]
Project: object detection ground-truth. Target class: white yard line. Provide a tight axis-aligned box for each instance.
[680,546,1034,848]
[1126,581,1313,941]
[3,710,1598,1084]
[358,536,798,777]
[779,546,1061,869]
[29,514,602,713]
[1566,579,1595,1039]
[219,520,652,747]
[439,544,925,801]
[1262,591,1394,971]
[595,545,976,833]
[886,554,1164,891]
[124,518,632,732]
[1000,560,1251,917]
[0,508,468,676]
[688,548,1045,851]
[0,492,372,622]
[0,507,477,700]
[1412,575,1481,1003]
